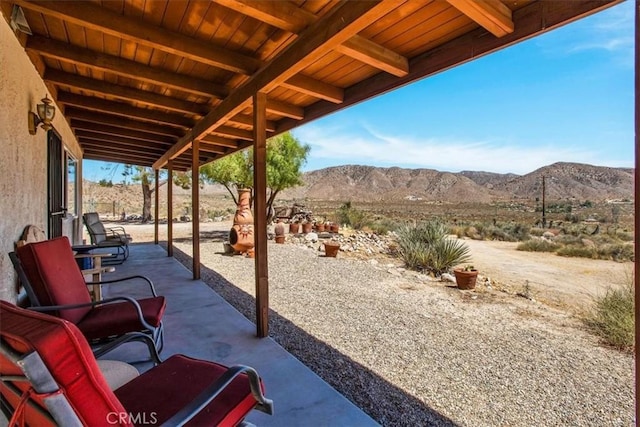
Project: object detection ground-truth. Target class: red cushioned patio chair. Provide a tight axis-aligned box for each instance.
[11,236,165,362]
[0,301,273,426]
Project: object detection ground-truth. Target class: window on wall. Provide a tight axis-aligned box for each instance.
[65,152,77,216]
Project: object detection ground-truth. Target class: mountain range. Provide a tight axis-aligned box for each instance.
[280,162,634,203]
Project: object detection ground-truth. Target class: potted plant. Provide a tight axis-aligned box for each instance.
[323,240,341,257]
[274,220,285,244]
[453,265,478,290]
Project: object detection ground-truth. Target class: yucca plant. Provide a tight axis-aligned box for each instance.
[396,221,471,275]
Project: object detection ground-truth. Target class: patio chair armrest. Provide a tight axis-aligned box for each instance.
[106,225,127,233]
[86,275,157,297]
[161,365,274,426]
[92,332,162,365]
[28,297,155,332]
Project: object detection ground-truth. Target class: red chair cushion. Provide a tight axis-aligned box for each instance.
[77,296,166,340]
[0,301,130,426]
[115,355,260,427]
[16,236,92,324]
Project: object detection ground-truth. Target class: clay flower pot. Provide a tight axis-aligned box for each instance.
[330,224,339,233]
[324,241,340,257]
[289,223,300,234]
[454,268,478,290]
[315,223,325,232]
[302,222,313,234]
[275,235,285,244]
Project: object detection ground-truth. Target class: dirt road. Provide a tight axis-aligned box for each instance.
[463,238,632,310]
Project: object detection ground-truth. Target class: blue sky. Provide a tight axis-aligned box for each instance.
[84,1,634,182]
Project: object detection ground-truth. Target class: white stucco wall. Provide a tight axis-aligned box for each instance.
[0,17,82,303]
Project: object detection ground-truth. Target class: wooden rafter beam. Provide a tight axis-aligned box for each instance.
[217,0,409,77]
[281,74,344,103]
[200,135,241,149]
[27,36,228,99]
[70,120,178,145]
[44,69,210,116]
[57,92,194,128]
[210,126,254,141]
[266,100,304,120]
[334,35,408,77]
[446,0,514,37]
[227,114,276,132]
[155,0,393,169]
[64,108,184,137]
[76,131,172,150]
[14,0,259,75]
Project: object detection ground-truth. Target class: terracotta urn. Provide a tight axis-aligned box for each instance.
[274,220,285,236]
[289,222,300,234]
[229,189,254,254]
[315,223,325,232]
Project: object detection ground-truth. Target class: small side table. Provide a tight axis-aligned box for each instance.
[73,246,114,301]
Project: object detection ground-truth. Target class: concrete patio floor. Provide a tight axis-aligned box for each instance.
[99,242,378,426]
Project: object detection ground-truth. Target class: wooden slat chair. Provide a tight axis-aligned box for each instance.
[0,301,273,427]
[11,236,165,362]
[83,212,132,265]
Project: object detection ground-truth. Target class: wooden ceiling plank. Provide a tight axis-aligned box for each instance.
[14,0,260,75]
[82,151,156,168]
[155,0,392,169]
[64,107,184,137]
[446,0,514,37]
[58,92,194,128]
[80,139,168,157]
[27,36,228,99]
[282,74,344,103]
[219,0,408,77]
[70,120,178,145]
[334,34,408,77]
[44,69,210,116]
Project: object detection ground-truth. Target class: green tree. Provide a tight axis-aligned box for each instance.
[200,131,310,220]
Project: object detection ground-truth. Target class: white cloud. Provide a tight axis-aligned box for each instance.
[295,124,625,175]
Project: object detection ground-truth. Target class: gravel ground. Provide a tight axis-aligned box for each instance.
[162,239,634,426]
[159,225,634,427]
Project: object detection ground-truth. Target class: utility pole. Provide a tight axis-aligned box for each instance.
[541,175,546,228]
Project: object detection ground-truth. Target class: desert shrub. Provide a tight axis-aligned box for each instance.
[334,201,369,230]
[516,239,559,252]
[366,218,401,235]
[458,221,530,242]
[556,245,596,259]
[585,283,634,351]
[529,228,545,237]
[596,244,634,262]
[554,234,582,245]
[396,221,470,275]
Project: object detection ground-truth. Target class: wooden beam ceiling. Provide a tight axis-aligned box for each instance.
[155,0,396,169]
[64,108,185,137]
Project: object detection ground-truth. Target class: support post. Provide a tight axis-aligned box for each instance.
[253,92,269,338]
[192,139,201,280]
[154,168,159,245]
[167,160,174,257]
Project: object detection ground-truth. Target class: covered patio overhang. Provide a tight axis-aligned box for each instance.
[2,0,625,338]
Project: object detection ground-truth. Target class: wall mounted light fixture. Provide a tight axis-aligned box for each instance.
[28,95,56,135]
